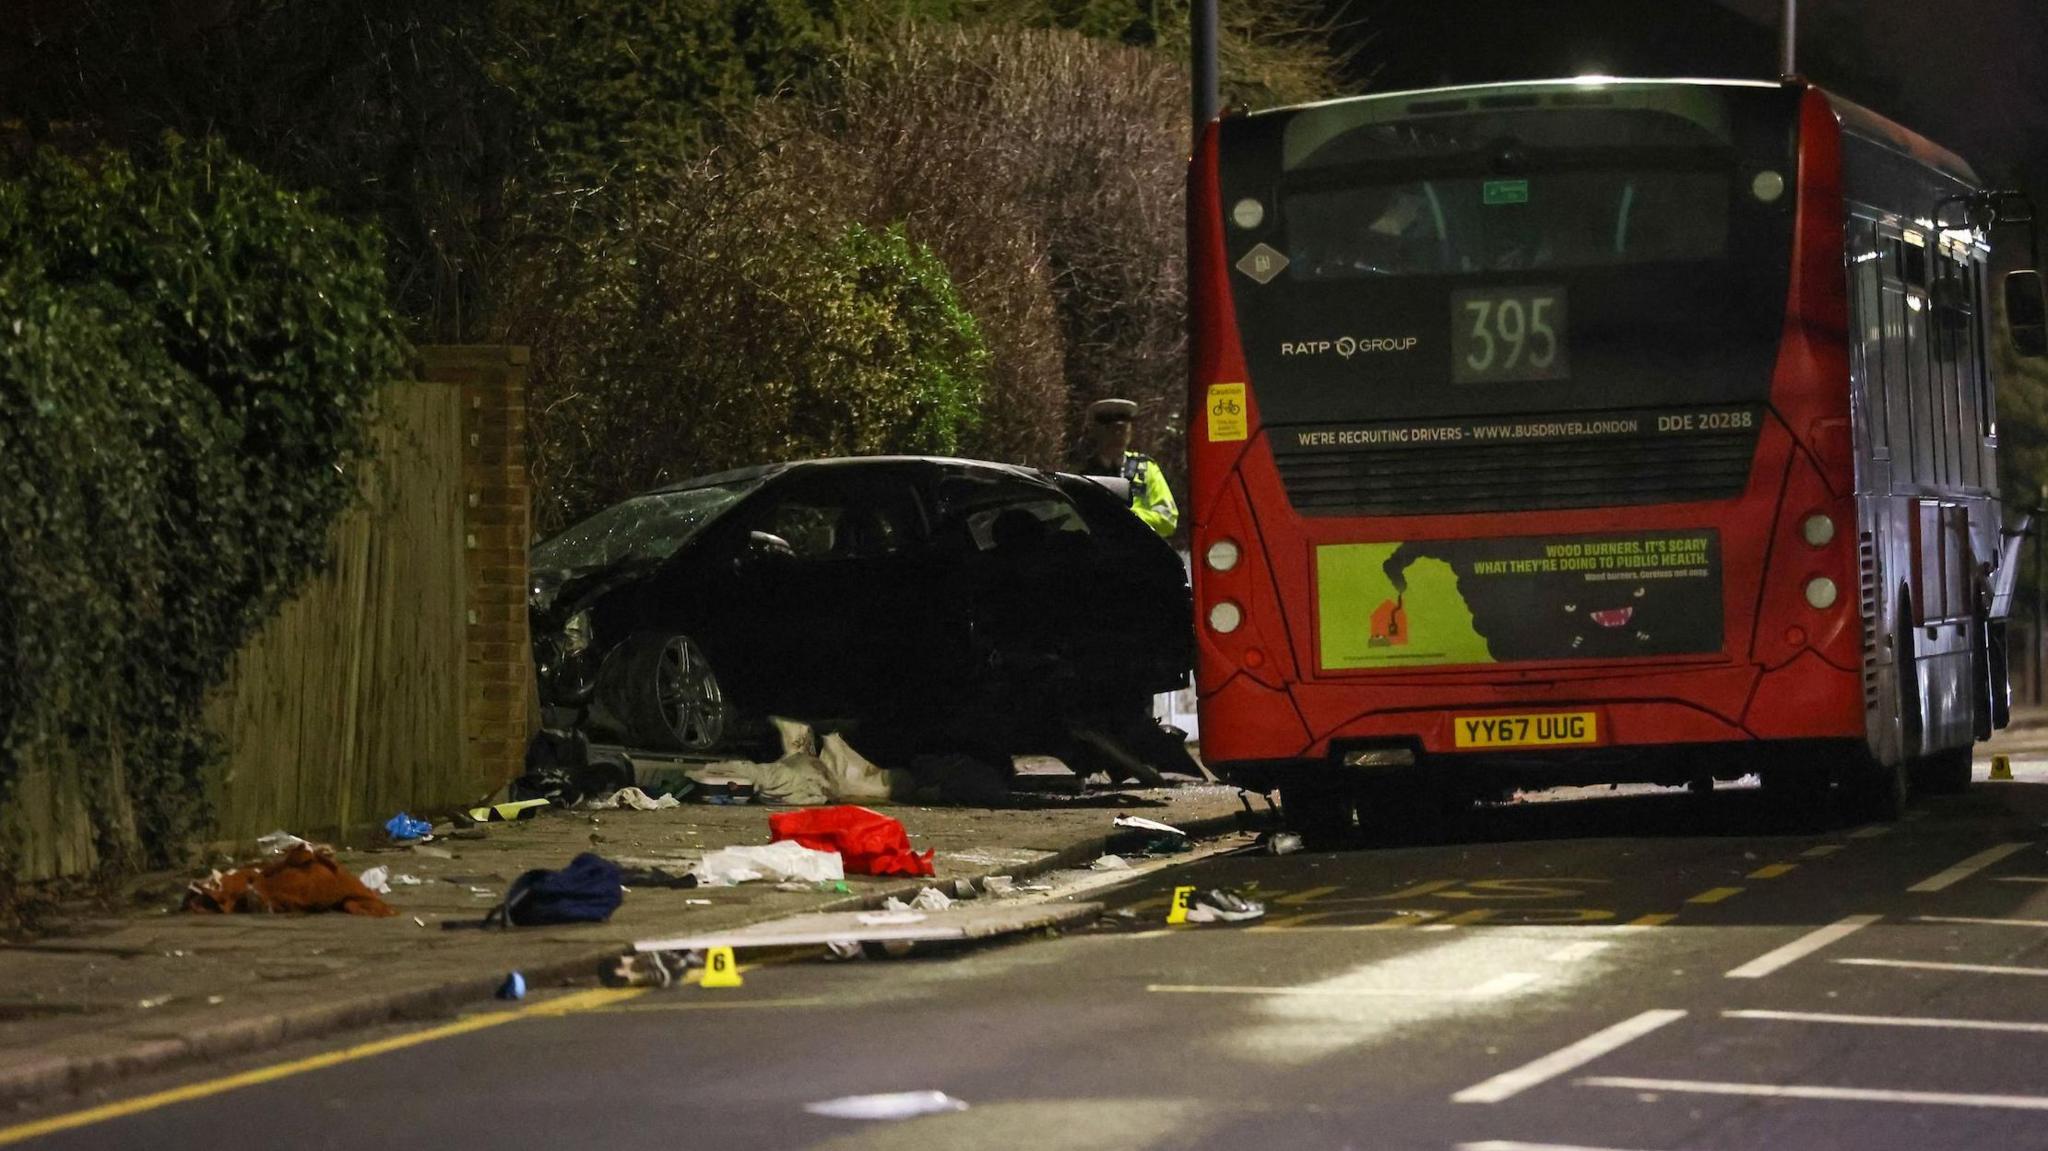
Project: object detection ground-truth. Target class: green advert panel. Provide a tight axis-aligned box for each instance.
[1316,531,1723,670]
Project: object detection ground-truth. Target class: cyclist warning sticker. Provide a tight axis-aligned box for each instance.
[1207,383,1248,442]
[1315,531,1722,670]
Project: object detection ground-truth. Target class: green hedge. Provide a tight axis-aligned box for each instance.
[0,137,407,877]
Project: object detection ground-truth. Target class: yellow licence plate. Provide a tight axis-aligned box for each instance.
[1453,712,1599,749]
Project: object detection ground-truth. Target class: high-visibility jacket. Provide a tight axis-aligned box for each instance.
[1082,450,1177,538]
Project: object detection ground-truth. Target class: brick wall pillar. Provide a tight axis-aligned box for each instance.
[420,345,537,794]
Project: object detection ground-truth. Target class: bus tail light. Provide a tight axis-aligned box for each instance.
[1208,601,1244,633]
[1194,477,1299,690]
[1804,577,1840,610]
[1752,436,1858,673]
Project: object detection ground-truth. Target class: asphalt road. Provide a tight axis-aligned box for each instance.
[13,770,2048,1151]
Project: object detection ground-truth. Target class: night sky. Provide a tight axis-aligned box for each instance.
[1337,0,2047,184]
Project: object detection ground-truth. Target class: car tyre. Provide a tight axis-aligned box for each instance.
[604,632,730,752]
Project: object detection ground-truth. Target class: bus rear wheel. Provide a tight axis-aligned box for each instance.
[1280,777,1357,848]
[1911,746,1973,795]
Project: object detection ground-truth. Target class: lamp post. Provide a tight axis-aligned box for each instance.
[1192,0,1218,138]
[1780,0,1798,76]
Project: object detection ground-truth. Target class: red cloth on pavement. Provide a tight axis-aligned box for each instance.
[184,845,398,917]
[769,806,934,877]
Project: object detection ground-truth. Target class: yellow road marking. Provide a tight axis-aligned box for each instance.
[1443,909,1499,926]
[1274,885,1344,906]
[1252,910,1443,933]
[1627,913,1678,927]
[1688,887,1744,904]
[0,987,646,1146]
[595,996,827,1013]
[1748,863,1798,880]
[1366,879,1463,901]
[1802,845,1845,859]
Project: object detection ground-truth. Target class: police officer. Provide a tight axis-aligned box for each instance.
[1070,397,1178,539]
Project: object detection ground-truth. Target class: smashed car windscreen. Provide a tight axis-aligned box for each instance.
[533,481,758,573]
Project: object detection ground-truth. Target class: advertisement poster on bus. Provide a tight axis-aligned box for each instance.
[1316,531,1723,670]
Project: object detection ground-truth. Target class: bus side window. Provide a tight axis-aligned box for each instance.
[1974,256,1997,455]
[1852,228,1887,456]
[1932,250,1965,488]
[1902,236,1939,489]
[1940,250,1981,489]
[1879,233,1918,486]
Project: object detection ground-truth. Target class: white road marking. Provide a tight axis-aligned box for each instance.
[1849,825,1892,839]
[1578,1076,2048,1111]
[1725,1008,2048,1035]
[1915,915,2048,929]
[1836,957,2048,977]
[1545,941,1612,963]
[1149,973,1539,1000]
[1994,876,2048,885]
[1470,972,1544,997]
[1907,843,2032,892]
[1801,844,1845,858]
[1724,914,1882,979]
[1451,1009,1687,1105]
[1458,1143,1657,1151]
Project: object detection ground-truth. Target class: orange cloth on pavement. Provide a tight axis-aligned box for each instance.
[184,845,398,917]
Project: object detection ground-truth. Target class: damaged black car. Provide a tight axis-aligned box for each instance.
[529,457,1196,779]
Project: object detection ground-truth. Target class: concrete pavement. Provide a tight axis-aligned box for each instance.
[0,783,1251,1109]
[10,764,2048,1148]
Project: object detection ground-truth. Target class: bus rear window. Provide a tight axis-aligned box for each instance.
[1284,170,1729,279]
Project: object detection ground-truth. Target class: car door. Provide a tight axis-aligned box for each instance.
[707,467,937,721]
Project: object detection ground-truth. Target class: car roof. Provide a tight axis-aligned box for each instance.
[648,455,1053,496]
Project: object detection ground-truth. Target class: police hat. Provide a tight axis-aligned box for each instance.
[1087,398,1139,423]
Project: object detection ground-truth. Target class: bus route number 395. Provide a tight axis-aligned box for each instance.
[1451,286,1570,385]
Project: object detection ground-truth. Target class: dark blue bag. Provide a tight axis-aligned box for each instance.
[489,853,623,927]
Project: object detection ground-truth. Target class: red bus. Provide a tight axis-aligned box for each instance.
[1187,77,2047,835]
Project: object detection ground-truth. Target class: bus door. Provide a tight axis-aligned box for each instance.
[1908,498,1977,747]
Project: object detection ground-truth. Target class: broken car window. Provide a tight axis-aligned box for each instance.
[534,481,758,575]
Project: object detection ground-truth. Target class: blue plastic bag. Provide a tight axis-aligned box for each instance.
[385,812,432,842]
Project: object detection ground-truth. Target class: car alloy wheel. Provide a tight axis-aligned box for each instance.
[654,635,726,750]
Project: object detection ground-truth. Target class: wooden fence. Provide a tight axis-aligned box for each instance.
[203,346,537,847]
[4,347,536,880]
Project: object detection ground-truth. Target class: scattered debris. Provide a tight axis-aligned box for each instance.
[804,1092,970,1121]
[1112,815,1187,838]
[694,841,846,887]
[1183,888,1265,924]
[467,799,551,823]
[497,972,526,1000]
[137,995,173,1009]
[255,830,312,855]
[1260,831,1305,856]
[770,806,934,877]
[908,887,954,911]
[1090,854,1131,871]
[517,728,635,807]
[981,875,1017,897]
[184,846,397,917]
[616,866,699,890]
[689,755,832,806]
[359,866,393,894]
[384,812,433,843]
[586,787,681,811]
